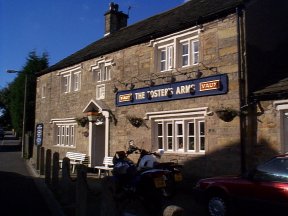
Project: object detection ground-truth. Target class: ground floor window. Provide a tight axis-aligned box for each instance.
[155,117,205,153]
[55,124,75,147]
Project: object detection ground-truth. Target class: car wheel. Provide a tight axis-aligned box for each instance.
[208,195,228,216]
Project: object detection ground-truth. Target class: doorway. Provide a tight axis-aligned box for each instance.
[91,123,105,167]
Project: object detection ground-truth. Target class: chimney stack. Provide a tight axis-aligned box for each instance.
[104,2,129,36]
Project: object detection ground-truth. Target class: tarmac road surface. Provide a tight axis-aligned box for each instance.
[0,132,52,216]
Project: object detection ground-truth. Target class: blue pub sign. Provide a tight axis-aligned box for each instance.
[116,74,228,107]
[35,123,43,146]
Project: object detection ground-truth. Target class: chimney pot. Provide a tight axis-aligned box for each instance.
[105,2,128,36]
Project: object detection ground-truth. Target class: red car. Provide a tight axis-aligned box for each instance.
[194,154,288,216]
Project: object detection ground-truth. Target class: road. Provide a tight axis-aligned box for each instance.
[0,132,52,216]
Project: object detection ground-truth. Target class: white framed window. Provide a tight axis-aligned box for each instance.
[55,124,75,147]
[62,74,71,93]
[152,28,200,72]
[96,84,105,100]
[176,121,184,151]
[166,123,173,150]
[148,107,208,154]
[73,72,81,91]
[187,122,195,151]
[159,45,174,72]
[192,40,199,65]
[92,60,112,82]
[156,119,205,153]
[59,65,81,94]
[181,42,189,67]
[157,123,164,150]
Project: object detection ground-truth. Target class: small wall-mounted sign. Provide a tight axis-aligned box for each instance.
[200,80,220,91]
[35,123,43,146]
[116,74,228,107]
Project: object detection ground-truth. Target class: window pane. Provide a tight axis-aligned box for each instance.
[189,123,194,135]
[189,137,195,150]
[178,137,183,149]
[200,137,205,151]
[200,122,205,135]
[182,43,189,66]
[168,46,173,68]
[160,50,166,71]
[182,43,188,55]
[192,40,199,65]
[167,124,172,136]
[161,50,166,61]
[177,124,183,135]
[158,137,163,149]
[168,137,173,150]
[158,124,163,136]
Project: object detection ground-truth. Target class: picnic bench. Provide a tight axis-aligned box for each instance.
[59,152,87,173]
[94,156,114,178]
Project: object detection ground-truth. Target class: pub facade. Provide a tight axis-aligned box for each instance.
[33,0,288,178]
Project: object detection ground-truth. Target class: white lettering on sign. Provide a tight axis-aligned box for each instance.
[135,92,146,100]
[147,88,173,98]
[200,80,220,91]
[176,84,195,95]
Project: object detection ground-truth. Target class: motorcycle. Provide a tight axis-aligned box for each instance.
[110,147,170,215]
[126,142,183,197]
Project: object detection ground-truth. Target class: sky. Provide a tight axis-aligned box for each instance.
[0,0,188,89]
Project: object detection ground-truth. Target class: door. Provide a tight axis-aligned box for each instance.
[91,123,105,167]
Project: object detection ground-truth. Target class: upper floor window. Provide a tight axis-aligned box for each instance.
[96,84,105,100]
[91,59,113,82]
[59,65,81,94]
[152,28,200,72]
[159,45,174,72]
[41,84,46,99]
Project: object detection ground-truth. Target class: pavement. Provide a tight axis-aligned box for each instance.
[0,131,65,216]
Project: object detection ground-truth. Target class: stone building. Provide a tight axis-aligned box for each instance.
[33,0,288,178]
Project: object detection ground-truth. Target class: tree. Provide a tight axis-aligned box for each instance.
[7,51,49,136]
[0,87,11,128]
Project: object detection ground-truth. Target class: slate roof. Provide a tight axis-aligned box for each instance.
[253,76,288,100]
[38,0,244,76]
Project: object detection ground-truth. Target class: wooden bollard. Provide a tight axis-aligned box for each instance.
[52,152,60,189]
[76,165,88,216]
[45,149,52,185]
[62,157,71,180]
[163,205,184,216]
[39,147,45,175]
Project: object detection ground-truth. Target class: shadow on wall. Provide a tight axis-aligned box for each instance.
[182,138,279,181]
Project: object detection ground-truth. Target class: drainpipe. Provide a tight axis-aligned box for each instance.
[236,6,248,174]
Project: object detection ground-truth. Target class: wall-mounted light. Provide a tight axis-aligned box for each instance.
[113,85,118,93]
[129,83,135,90]
[190,86,195,94]
[195,70,203,79]
[147,92,152,100]
[167,89,173,98]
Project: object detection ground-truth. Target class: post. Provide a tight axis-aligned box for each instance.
[22,73,28,158]
[76,165,87,216]
[45,149,52,185]
[40,147,45,175]
[52,152,60,189]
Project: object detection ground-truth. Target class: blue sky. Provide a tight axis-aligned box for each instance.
[0,0,186,89]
